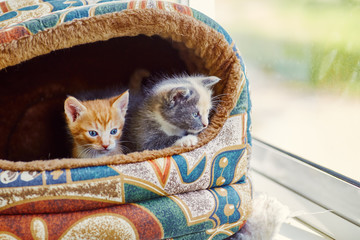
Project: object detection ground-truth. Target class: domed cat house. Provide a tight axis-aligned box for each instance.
[0,1,252,239]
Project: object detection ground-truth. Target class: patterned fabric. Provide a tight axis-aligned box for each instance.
[0,115,251,239]
[0,183,251,239]
[0,0,234,45]
[0,0,192,43]
[0,1,252,239]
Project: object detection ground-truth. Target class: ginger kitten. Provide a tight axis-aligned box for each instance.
[64,91,129,158]
[123,74,220,152]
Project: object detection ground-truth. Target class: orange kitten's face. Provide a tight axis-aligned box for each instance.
[64,92,128,158]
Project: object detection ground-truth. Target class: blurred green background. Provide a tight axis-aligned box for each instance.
[212,0,360,181]
[215,0,360,95]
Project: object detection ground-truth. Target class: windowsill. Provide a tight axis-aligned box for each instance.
[251,139,360,239]
[252,171,332,240]
[277,218,329,240]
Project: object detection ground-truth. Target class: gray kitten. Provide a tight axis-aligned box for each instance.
[123,73,220,152]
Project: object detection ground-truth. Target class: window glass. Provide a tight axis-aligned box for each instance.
[213,0,360,181]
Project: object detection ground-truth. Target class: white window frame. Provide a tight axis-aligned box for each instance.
[252,139,360,239]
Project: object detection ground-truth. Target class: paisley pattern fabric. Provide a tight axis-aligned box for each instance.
[0,115,251,239]
[0,1,252,239]
[0,0,192,42]
[0,183,251,239]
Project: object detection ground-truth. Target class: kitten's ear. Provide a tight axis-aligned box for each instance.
[112,91,129,115]
[169,87,191,107]
[200,76,220,88]
[64,96,87,123]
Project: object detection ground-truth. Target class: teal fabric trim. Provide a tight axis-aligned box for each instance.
[70,165,119,181]
[0,169,42,188]
[18,12,62,34]
[0,11,17,22]
[209,185,241,227]
[124,183,162,202]
[230,81,249,116]
[138,196,212,239]
[246,76,252,146]
[191,8,233,46]
[18,5,40,11]
[45,169,67,185]
[63,6,91,22]
[236,175,247,184]
[94,2,128,15]
[209,148,246,188]
[172,155,207,183]
[43,0,85,12]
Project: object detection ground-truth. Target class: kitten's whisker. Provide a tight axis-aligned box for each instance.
[79,147,94,158]
[212,93,230,98]
[211,100,224,105]
[91,149,99,158]
[211,94,228,107]
[211,97,224,101]
[85,148,96,158]
[75,144,93,150]
[79,148,90,158]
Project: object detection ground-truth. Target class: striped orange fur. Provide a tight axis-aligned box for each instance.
[64,91,129,158]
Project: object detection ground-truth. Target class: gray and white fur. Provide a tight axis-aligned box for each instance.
[123,73,220,152]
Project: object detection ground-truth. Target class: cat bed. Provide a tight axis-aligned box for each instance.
[0,1,252,239]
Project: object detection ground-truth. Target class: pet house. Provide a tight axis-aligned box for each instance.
[0,1,252,239]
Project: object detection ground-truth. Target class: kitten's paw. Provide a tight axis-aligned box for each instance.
[174,135,198,147]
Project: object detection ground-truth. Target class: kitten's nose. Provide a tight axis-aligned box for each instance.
[102,144,109,150]
[202,118,208,128]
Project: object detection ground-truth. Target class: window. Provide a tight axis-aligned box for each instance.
[189,0,360,238]
[213,0,359,182]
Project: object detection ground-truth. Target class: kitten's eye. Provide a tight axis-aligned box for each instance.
[110,128,118,135]
[192,112,200,118]
[88,130,98,137]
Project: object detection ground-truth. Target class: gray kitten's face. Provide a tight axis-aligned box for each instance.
[161,87,211,133]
